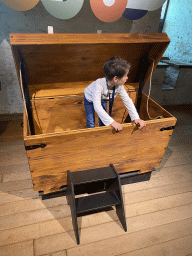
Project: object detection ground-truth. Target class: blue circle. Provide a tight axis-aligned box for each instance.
[123,8,148,20]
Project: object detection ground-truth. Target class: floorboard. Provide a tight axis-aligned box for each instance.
[0,106,192,256]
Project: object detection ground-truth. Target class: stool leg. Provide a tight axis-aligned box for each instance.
[67,171,80,244]
[115,175,127,232]
[116,202,127,232]
[110,164,127,232]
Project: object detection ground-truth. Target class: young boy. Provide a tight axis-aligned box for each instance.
[84,56,146,131]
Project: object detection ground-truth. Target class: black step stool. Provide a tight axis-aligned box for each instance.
[66,164,127,244]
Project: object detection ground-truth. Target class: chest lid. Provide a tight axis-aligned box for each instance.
[10,33,170,99]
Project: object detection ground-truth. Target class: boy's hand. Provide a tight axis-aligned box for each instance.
[134,119,146,129]
[111,121,123,131]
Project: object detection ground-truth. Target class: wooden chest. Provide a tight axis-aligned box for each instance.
[10,33,177,195]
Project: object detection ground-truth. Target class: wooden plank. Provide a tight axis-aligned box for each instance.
[3,191,191,231]
[157,155,192,169]
[0,189,39,205]
[0,172,191,217]
[42,251,67,256]
[23,110,28,138]
[119,235,192,256]
[15,43,151,85]
[29,82,91,99]
[1,179,192,245]
[0,240,33,256]
[10,33,170,45]
[0,142,28,167]
[154,164,192,176]
[29,82,139,99]
[31,95,86,134]
[123,175,192,194]
[0,151,28,167]
[10,33,169,86]
[30,92,137,135]
[0,121,23,142]
[34,206,192,255]
[0,162,30,175]
[139,93,174,121]
[1,187,192,243]
[168,144,192,152]
[0,197,67,217]
[0,140,24,148]
[0,204,70,231]
[66,220,192,256]
[122,180,192,205]
[0,179,33,193]
[0,144,26,154]
[0,167,191,205]
[161,148,192,160]
[124,192,192,217]
[168,131,192,146]
[0,223,40,247]
[24,118,176,194]
[2,207,192,249]
[2,171,31,183]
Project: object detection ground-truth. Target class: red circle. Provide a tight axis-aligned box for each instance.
[90,0,128,22]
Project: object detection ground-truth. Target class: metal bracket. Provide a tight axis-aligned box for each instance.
[160,126,175,131]
[25,143,47,151]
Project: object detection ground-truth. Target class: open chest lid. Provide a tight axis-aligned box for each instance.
[10,33,170,99]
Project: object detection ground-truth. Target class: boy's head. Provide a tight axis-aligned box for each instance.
[103,56,131,81]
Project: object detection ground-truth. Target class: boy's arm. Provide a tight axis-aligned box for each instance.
[118,86,146,128]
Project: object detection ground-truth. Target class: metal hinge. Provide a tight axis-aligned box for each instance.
[25,143,47,151]
[160,126,175,131]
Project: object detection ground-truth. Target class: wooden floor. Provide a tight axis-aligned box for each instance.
[0,106,192,256]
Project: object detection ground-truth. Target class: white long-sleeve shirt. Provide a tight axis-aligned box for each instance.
[84,77,140,126]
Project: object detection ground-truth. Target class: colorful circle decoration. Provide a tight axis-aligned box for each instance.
[90,0,128,22]
[1,0,39,11]
[41,0,84,20]
[123,0,167,20]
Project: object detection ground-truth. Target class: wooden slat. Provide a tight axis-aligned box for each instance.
[42,251,67,256]
[0,197,66,217]
[0,240,33,256]
[34,205,192,255]
[0,179,33,193]
[30,92,138,135]
[23,118,176,194]
[1,202,192,248]
[1,190,192,231]
[0,189,39,205]
[29,82,139,99]
[10,33,170,45]
[119,235,192,256]
[10,33,170,86]
[0,151,28,167]
[67,227,192,256]
[0,163,30,175]
[2,171,31,183]
[0,105,191,256]
[154,163,192,176]
[0,168,191,213]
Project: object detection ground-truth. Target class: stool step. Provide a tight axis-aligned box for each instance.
[67,164,127,244]
[70,166,116,185]
[76,191,120,214]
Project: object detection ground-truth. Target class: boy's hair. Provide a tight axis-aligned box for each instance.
[103,56,131,81]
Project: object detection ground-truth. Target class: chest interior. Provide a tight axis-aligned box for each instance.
[10,33,172,136]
